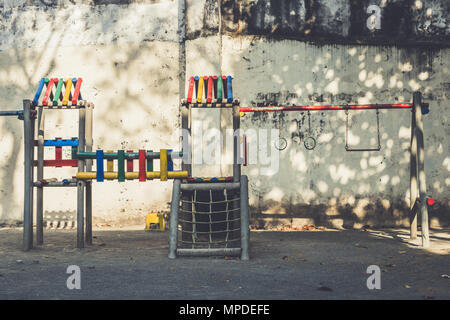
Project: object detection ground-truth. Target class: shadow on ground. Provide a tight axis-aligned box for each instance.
[0,227,448,299]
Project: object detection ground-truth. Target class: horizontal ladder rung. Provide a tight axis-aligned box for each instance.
[33,179,77,187]
[76,171,188,180]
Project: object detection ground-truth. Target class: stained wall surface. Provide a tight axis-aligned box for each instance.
[0,0,448,228]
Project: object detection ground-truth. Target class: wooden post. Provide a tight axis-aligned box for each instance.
[85,103,93,245]
[414,92,429,248]
[36,106,45,244]
[77,107,86,248]
[23,100,33,251]
[410,105,418,239]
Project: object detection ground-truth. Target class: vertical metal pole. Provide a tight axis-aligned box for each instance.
[30,105,35,248]
[181,105,191,175]
[179,0,188,174]
[414,92,429,248]
[23,100,33,251]
[177,1,191,250]
[231,105,241,243]
[178,0,191,247]
[169,179,181,259]
[232,105,241,182]
[410,106,418,239]
[36,106,45,244]
[180,104,191,244]
[180,98,192,246]
[178,0,186,101]
[85,103,93,245]
[240,175,249,260]
[77,107,86,248]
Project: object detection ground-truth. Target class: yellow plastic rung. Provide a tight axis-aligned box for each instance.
[160,149,168,181]
[62,78,73,106]
[197,77,204,103]
[76,171,188,180]
[106,150,114,172]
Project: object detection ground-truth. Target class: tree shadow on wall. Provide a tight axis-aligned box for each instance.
[215,1,449,230]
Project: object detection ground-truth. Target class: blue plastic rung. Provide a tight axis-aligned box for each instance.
[44,139,79,147]
[167,149,173,171]
[96,150,104,182]
[32,78,46,106]
[194,76,199,100]
[227,76,233,103]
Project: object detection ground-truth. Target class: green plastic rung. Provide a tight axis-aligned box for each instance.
[53,78,64,106]
[147,150,153,172]
[217,76,223,102]
[118,150,125,182]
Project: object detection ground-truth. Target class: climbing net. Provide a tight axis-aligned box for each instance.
[178,188,241,249]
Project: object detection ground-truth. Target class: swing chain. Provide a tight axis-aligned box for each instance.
[304,110,316,150]
[345,107,381,152]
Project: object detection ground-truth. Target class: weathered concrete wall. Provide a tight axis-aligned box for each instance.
[0,0,448,229]
[217,0,450,46]
[186,33,449,229]
[0,0,181,226]
[187,0,450,229]
[234,39,448,229]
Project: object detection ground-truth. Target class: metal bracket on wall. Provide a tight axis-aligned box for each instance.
[345,108,381,152]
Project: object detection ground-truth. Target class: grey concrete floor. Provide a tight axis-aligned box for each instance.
[0,226,449,300]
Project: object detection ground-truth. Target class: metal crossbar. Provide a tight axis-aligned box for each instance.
[179,207,240,214]
[179,217,241,224]
[179,238,240,244]
[181,198,240,205]
[180,228,241,234]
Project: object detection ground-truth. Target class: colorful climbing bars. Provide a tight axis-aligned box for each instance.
[32,137,79,167]
[75,149,187,182]
[185,75,236,106]
[32,77,84,107]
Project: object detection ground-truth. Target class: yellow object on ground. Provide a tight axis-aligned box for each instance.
[145,213,165,231]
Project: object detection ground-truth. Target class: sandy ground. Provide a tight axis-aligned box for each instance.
[0,226,449,300]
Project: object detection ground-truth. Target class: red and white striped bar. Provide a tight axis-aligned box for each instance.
[239,103,429,112]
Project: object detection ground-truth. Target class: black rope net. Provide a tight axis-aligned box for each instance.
[178,188,241,249]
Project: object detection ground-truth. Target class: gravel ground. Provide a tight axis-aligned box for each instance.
[0,226,449,300]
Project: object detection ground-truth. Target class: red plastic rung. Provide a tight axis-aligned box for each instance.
[138,149,146,182]
[207,76,213,103]
[43,159,78,167]
[72,77,83,105]
[54,147,63,166]
[187,76,195,103]
[126,150,134,172]
[42,78,55,106]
